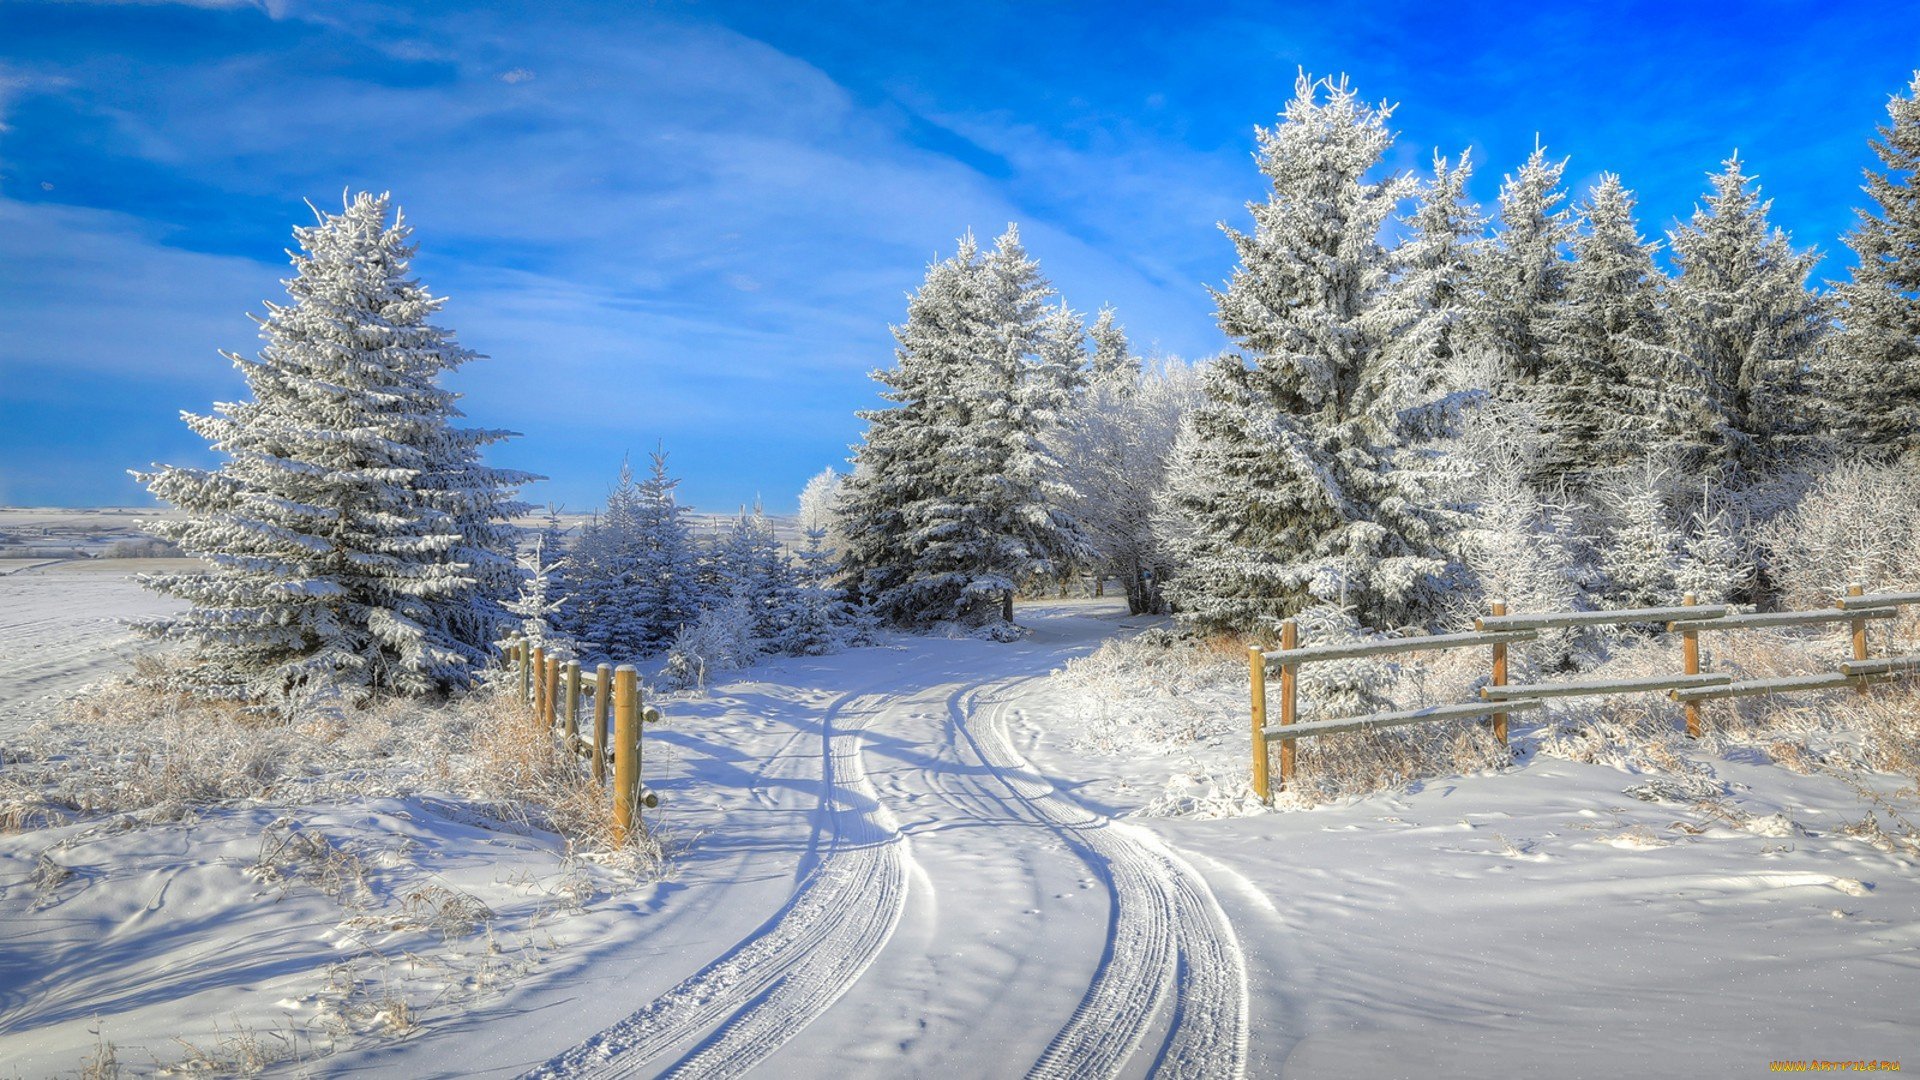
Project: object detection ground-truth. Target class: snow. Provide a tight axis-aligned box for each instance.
[4,575,1919,1075]
[0,559,186,737]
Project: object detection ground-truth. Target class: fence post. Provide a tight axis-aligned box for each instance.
[613,665,640,845]
[545,655,562,727]
[564,660,582,745]
[531,645,548,717]
[1279,618,1299,793]
[586,665,608,785]
[1249,646,1269,804]
[1489,599,1509,746]
[1680,593,1702,736]
[519,640,532,705]
[1848,583,1869,695]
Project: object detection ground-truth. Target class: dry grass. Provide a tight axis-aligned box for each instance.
[0,657,669,873]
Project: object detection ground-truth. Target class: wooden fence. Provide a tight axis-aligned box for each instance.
[1249,584,1920,804]
[505,635,662,842]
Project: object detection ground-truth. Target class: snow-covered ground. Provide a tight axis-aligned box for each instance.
[3,577,1917,1076]
[0,558,187,737]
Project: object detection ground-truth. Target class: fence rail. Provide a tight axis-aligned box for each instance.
[507,636,662,841]
[1250,583,1919,804]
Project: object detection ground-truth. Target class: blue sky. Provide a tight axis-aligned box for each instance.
[3,0,1918,513]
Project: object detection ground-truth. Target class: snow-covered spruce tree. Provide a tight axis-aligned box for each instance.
[1596,459,1683,609]
[705,506,796,649]
[1382,150,1482,403]
[1471,144,1575,395]
[1456,464,1590,671]
[567,449,704,660]
[135,192,532,701]
[1667,154,1827,471]
[1088,305,1140,388]
[839,228,1079,628]
[1543,174,1698,481]
[504,512,574,657]
[1675,481,1754,605]
[1832,71,1920,459]
[1060,359,1205,614]
[776,526,869,655]
[1160,74,1457,634]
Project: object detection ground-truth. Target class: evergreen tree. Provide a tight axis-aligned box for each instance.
[1667,154,1827,471]
[1088,305,1140,388]
[505,516,574,656]
[568,449,703,660]
[1473,144,1575,393]
[135,192,531,701]
[1031,301,1090,415]
[1598,459,1683,608]
[1833,71,1920,458]
[706,506,796,649]
[776,527,868,656]
[839,228,1079,628]
[1161,74,1455,633]
[1383,150,1482,402]
[1545,174,1697,480]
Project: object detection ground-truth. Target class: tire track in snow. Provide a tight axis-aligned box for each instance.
[521,689,911,1080]
[954,679,1249,1080]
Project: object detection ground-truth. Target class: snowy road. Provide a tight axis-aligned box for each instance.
[526,605,1248,1079]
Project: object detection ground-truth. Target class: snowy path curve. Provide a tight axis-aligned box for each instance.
[522,689,911,1080]
[958,678,1249,1080]
[523,609,1248,1079]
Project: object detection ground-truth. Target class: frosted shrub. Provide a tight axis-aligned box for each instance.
[1759,459,1920,608]
[662,598,760,691]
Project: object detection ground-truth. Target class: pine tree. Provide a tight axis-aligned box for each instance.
[1088,305,1140,388]
[1833,71,1920,458]
[505,519,573,656]
[706,506,795,650]
[1545,174,1697,480]
[839,228,1079,628]
[1473,144,1575,393]
[1161,74,1455,633]
[1598,459,1683,609]
[135,192,532,701]
[1667,154,1827,471]
[568,450,703,660]
[1031,301,1090,414]
[776,527,868,656]
[1383,150,1482,402]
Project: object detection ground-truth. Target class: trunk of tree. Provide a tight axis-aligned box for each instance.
[1003,588,1015,624]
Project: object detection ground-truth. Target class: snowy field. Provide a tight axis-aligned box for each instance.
[2,576,1918,1076]
[0,558,187,738]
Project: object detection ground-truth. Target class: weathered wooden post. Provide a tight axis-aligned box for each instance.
[1848,583,1870,695]
[1249,645,1269,804]
[592,663,612,786]
[613,665,640,845]
[563,660,582,743]
[1681,593,1703,737]
[1489,599,1509,746]
[518,639,532,705]
[531,645,548,718]
[545,654,562,727]
[1278,618,1299,792]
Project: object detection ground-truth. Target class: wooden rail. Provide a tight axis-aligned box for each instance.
[1251,583,1918,804]
[505,637,662,841]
